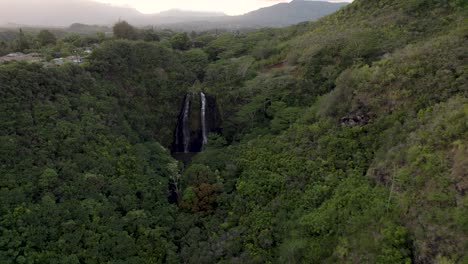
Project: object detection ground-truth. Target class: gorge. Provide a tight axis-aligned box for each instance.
[0,0,466,262]
[172,91,221,155]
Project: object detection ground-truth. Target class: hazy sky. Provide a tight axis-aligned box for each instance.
[94,0,353,15]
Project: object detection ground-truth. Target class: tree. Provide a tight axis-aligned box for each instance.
[37,30,57,46]
[113,20,138,40]
[0,41,11,56]
[142,28,160,42]
[96,32,106,42]
[16,28,30,52]
[170,33,191,50]
[182,49,209,80]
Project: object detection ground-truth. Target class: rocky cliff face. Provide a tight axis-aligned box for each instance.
[172,92,221,153]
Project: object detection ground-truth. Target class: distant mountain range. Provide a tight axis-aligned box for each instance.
[0,0,348,30]
[226,0,348,27]
[163,0,349,30]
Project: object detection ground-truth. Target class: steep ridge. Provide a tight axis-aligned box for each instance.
[177,0,467,262]
[235,0,348,27]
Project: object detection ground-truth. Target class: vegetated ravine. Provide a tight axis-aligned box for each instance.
[169,91,221,203]
[0,0,466,263]
[172,92,221,158]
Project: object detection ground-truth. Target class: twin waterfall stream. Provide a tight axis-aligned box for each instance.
[200,92,208,145]
[172,92,220,156]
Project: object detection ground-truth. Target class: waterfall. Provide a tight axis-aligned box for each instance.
[173,92,219,155]
[182,94,191,153]
[200,92,208,145]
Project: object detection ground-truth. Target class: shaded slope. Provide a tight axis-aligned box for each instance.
[237,0,348,27]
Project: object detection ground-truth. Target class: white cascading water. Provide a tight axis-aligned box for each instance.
[200,92,208,145]
[182,94,191,153]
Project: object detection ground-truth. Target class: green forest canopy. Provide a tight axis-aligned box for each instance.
[0,0,467,263]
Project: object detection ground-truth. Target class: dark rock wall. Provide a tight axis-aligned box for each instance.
[172,92,221,153]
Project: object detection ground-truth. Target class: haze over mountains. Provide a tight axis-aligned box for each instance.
[0,0,348,29]
[164,0,349,30]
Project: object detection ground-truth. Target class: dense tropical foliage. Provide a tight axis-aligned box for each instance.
[0,0,467,263]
